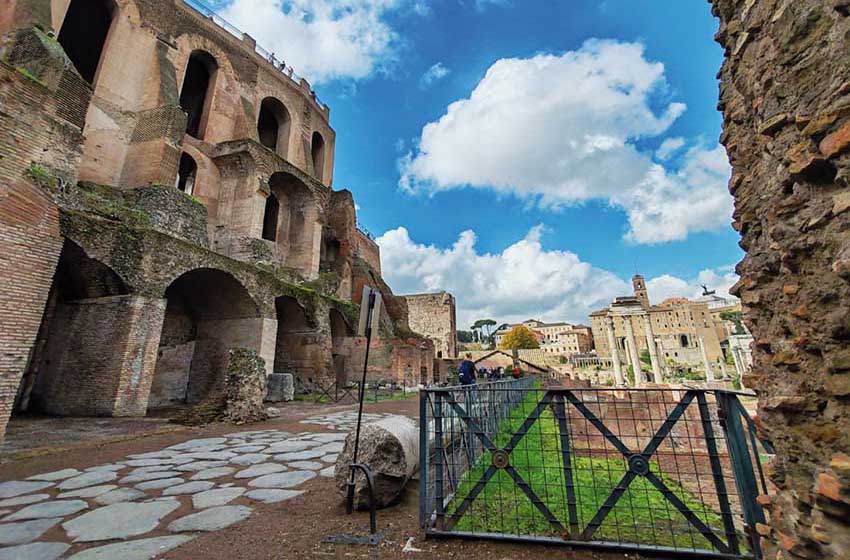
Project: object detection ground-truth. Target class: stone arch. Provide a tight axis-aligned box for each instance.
[180,50,218,139]
[57,0,117,85]
[176,152,198,194]
[16,240,130,416]
[148,268,260,409]
[311,131,325,182]
[257,97,291,157]
[268,171,320,274]
[261,192,280,241]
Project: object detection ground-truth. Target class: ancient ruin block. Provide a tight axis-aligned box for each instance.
[265,373,294,403]
[222,348,269,424]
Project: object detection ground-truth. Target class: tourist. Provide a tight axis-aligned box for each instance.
[458,353,476,386]
[512,366,520,379]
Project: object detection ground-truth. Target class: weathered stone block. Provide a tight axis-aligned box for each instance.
[265,373,294,402]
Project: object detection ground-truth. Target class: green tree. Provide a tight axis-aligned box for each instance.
[457,330,474,343]
[472,319,497,343]
[639,348,652,366]
[720,310,746,335]
[499,326,540,350]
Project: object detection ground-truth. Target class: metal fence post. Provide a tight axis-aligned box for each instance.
[419,390,429,529]
[433,391,445,530]
[552,391,580,539]
[696,392,740,556]
[718,392,766,559]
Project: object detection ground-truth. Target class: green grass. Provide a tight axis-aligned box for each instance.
[445,391,727,551]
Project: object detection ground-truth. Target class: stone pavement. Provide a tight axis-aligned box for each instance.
[0,427,348,559]
[299,411,396,433]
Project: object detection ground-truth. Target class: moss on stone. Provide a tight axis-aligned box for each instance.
[14,66,47,88]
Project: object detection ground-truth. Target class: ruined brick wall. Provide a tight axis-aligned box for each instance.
[353,228,381,274]
[32,295,166,416]
[341,336,435,385]
[712,1,850,556]
[0,50,88,439]
[403,292,458,359]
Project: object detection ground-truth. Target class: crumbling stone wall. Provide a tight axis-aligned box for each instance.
[713,1,850,557]
[402,291,458,358]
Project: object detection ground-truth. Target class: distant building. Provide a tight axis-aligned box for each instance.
[588,274,734,385]
[494,320,593,356]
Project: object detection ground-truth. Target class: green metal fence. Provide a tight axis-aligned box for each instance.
[419,382,771,558]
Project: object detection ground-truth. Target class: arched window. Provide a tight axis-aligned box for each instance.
[58,0,115,84]
[257,97,291,156]
[680,334,689,347]
[179,51,218,139]
[262,193,280,241]
[175,153,197,194]
[311,131,325,182]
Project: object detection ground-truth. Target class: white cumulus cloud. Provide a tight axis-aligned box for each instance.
[377,226,738,327]
[399,39,733,244]
[219,0,416,84]
[646,266,738,304]
[655,137,686,161]
[420,62,451,87]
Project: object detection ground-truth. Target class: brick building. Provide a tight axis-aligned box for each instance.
[0,0,432,441]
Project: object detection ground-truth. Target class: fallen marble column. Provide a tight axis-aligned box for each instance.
[334,415,419,510]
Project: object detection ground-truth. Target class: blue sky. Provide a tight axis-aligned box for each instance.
[221,0,740,326]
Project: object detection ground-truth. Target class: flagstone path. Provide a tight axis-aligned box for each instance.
[0,424,356,559]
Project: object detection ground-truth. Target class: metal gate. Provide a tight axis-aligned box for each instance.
[419,380,772,558]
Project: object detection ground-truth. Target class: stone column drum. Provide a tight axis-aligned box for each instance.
[642,314,663,384]
[622,317,644,385]
[603,316,624,386]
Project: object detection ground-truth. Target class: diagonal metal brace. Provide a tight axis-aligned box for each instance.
[569,390,729,553]
[444,392,564,531]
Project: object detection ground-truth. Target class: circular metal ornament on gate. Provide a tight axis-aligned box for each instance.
[492,449,510,469]
[628,454,650,476]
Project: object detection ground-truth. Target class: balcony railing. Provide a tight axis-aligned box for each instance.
[180,0,328,111]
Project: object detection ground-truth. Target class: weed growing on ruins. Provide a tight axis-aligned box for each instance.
[26,163,57,189]
[447,391,725,550]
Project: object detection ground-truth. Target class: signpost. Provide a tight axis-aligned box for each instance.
[326,286,382,546]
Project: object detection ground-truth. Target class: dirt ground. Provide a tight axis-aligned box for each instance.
[0,398,644,560]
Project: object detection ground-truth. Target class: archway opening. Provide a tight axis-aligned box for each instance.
[311,131,325,182]
[321,236,341,268]
[268,172,317,273]
[176,153,197,194]
[330,309,350,386]
[15,240,128,416]
[257,97,291,156]
[179,51,217,139]
[58,0,115,84]
[274,296,313,383]
[262,193,279,242]
[149,268,258,410]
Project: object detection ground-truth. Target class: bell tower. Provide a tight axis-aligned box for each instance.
[633,274,650,308]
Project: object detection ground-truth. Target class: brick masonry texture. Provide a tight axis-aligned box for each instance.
[713,0,850,557]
